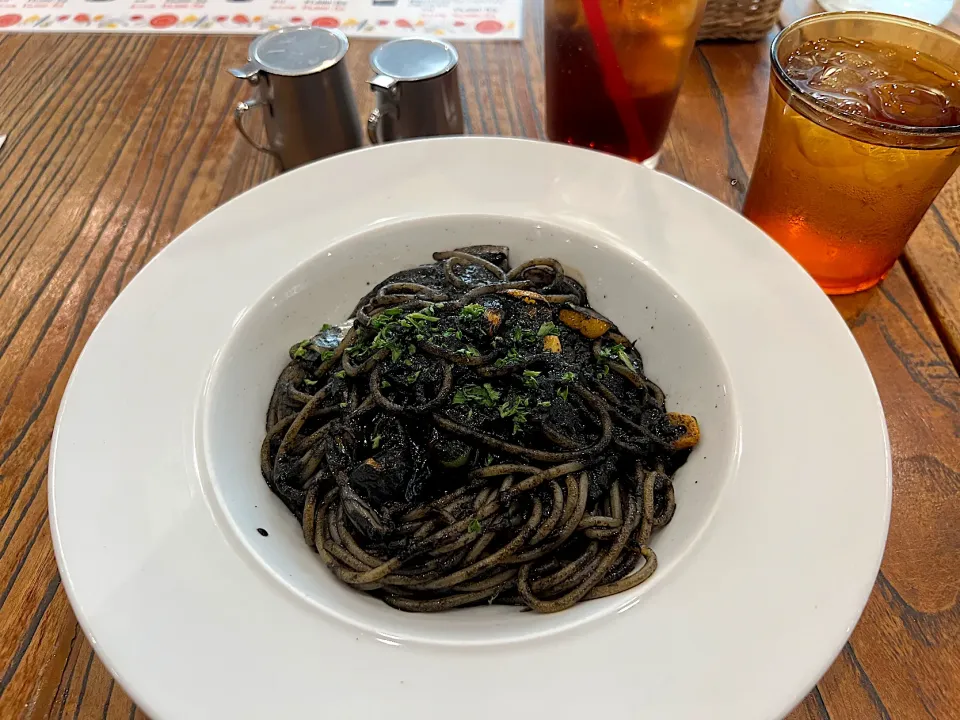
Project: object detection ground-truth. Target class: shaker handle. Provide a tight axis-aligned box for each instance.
[234,98,278,156]
[367,74,399,145]
[367,104,400,145]
[367,107,385,145]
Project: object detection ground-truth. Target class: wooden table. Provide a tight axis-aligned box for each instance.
[1,2,958,717]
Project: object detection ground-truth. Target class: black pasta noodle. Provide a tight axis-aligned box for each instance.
[261,246,700,613]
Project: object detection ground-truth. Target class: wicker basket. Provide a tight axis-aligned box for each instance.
[698,0,783,41]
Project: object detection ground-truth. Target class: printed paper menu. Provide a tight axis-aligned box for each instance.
[0,0,522,38]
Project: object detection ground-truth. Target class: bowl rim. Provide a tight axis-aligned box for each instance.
[49,136,892,720]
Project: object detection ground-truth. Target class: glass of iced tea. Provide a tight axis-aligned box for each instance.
[544,0,707,167]
[743,12,960,295]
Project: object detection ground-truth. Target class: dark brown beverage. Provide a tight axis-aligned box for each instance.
[544,0,706,165]
[545,29,680,161]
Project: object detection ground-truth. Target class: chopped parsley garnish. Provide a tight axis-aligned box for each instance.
[406,370,421,384]
[468,518,482,533]
[366,306,442,362]
[453,383,501,407]
[598,343,635,371]
[335,370,346,379]
[537,321,560,337]
[522,369,541,388]
[460,303,485,319]
[499,396,530,434]
[291,339,338,362]
[557,386,569,402]
[598,343,625,359]
[303,378,318,387]
[381,379,391,388]
[495,347,522,367]
[372,435,382,449]
[560,371,575,383]
[512,327,536,344]
[291,339,310,359]
[370,306,405,329]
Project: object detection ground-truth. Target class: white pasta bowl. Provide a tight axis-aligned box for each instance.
[49,137,891,720]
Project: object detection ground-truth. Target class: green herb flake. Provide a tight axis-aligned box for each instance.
[406,370,422,384]
[539,401,552,407]
[557,386,570,402]
[339,402,348,408]
[495,347,522,368]
[512,327,536,344]
[460,304,485,319]
[560,371,575,383]
[303,378,318,387]
[617,349,636,372]
[291,339,310,359]
[537,322,560,337]
[453,383,500,408]
[484,454,495,466]
[599,343,626,359]
[499,396,530,434]
[407,312,440,323]
[468,518,482,533]
[381,379,391,388]
[372,435,382,449]
[335,370,346,379]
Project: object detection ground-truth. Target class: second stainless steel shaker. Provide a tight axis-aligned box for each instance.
[367,37,464,144]
[229,26,363,171]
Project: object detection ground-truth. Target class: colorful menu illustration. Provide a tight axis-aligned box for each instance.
[0,0,522,38]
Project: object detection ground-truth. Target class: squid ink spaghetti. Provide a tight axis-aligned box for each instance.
[261,247,700,613]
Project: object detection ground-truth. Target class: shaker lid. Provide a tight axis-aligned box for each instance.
[249,26,349,77]
[370,37,458,81]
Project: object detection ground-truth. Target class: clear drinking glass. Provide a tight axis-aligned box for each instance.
[742,12,960,294]
[544,0,707,167]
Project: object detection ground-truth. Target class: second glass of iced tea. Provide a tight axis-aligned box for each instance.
[544,0,707,167]
[743,12,960,295]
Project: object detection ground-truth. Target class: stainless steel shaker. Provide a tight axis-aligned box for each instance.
[229,26,363,171]
[367,38,464,144]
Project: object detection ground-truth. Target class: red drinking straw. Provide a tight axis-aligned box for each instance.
[580,0,651,161]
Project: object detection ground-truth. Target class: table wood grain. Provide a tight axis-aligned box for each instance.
[1,2,958,718]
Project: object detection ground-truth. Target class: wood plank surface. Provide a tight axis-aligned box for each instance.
[0,1,958,718]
